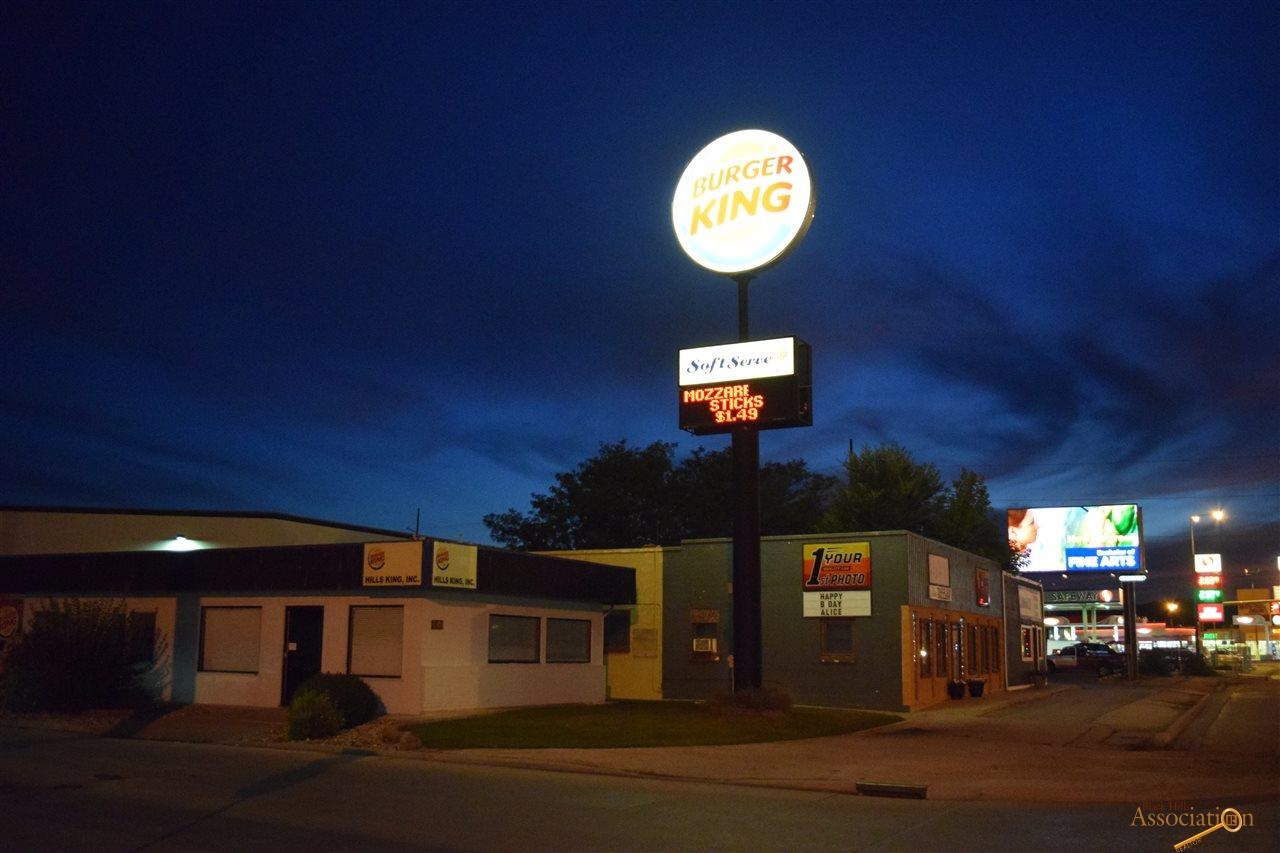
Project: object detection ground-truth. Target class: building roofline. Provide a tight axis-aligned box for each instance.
[0,505,412,541]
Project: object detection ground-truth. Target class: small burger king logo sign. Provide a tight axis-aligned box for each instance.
[672,129,814,275]
[367,547,386,571]
[435,547,450,572]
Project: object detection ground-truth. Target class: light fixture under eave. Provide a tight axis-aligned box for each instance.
[162,535,204,552]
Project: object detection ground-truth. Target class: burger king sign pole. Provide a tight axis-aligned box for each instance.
[672,130,815,693]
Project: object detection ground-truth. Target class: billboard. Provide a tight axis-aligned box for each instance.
[1008,504,1142,574]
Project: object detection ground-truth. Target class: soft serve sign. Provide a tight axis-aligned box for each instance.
[672,129,815,275]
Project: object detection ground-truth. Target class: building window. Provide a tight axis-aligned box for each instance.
[488,614,540,663]
[690,608,720,659]
[1020,626,1035,662]
[933,619,948,677]
[127,610,157,665]
[919,617,934,677]
[199,606,261,674]
[966,623,979,675]
[547,618,591,663]
[820,619,855,663]
[348,606,403,678]
[603,609,630,654]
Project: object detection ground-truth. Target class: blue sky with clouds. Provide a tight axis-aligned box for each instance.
[3,1,1276,592]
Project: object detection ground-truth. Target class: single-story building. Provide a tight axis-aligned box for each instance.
[0,509,634,714]
[565,531,1044,711]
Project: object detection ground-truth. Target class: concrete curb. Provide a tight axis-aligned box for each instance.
[1151,679,1230,749]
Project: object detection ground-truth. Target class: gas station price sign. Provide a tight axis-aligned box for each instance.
[678,337,812,435]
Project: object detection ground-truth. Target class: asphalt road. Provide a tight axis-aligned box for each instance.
[1,727,1275,852]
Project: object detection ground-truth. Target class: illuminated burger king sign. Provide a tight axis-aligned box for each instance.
[673,129,814,275]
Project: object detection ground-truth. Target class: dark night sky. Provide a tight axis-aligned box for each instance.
[3,1,1277,598]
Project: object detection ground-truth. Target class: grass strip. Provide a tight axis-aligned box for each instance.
[405,701,901,750]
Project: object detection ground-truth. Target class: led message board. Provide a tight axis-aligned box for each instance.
[1007,504,1142,573]
[678,338,812,435]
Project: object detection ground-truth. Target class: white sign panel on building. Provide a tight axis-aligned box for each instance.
[431,541,477,590]
[803,591,870,617]
[362,541,423,587]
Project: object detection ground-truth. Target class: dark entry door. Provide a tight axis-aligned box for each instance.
[282,606,324,705]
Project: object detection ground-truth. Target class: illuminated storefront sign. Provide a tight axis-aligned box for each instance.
[1197,589,1223,603]
[1045,589,1120,605]
[801,542,871,617]
[1196,573,1222,588]
[803,542,872,591]
[1197,603,1224,622]
[672,129,815,274]
[679,337,797,386]
[678,338,812,435]
[1194,553,1222,574]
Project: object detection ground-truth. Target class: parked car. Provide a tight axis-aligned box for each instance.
[1046,642,1124,676]
[1139,648,1209,676]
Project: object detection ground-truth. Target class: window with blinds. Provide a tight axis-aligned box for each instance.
[546,618,591,663]
[488,614,540,663]
[348,606,404,678]
[199,607,262,673]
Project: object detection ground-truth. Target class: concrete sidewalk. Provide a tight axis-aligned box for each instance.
[4,670,1274,804]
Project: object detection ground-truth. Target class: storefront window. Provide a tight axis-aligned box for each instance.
[934,619,949,676]
[488,614,540,663]
[919,618,933,677]
[546,618,591,663]
[603,609,630,653]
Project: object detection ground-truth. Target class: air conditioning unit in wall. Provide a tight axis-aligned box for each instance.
[692,638,717,653]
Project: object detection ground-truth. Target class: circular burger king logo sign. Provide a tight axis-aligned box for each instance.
[367,548,386,571]
[672,129,814,275]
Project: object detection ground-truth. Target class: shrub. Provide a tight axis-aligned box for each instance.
[295,673,381,728]
[287,689,342,740]
[0,599,161,713]
[1138,650,1173,677]
[1181,654,1217,676]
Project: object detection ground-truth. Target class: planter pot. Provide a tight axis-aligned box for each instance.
[967,679,986,698]
[947,681,966,700]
